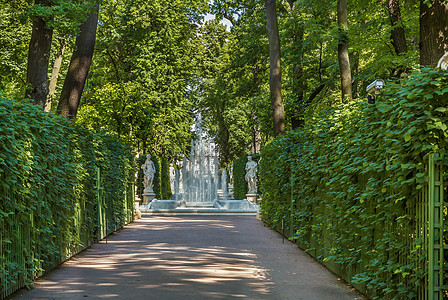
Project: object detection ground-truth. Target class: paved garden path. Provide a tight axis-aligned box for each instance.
[14,216,365,299]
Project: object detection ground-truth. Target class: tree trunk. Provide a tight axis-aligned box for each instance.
[420,0,448,66]
[251,112,261,154]
[352,51,359,97]
[290,6,305,129]
[45,38,68,112]
[251,69,263,154]
[386,0,407,55]
[220,125,230,165]
[57,5,99,118]
[265,0,285,136]
[25,0,53,108]
[337,0,352,102]
[306,84,326,105]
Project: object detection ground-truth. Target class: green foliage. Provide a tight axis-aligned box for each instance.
[260,68,448,298]
[233,156,247,201]
[200,0,421,148]
[77,0,206,156]
[233,153,260,200]
[152,155,162,199]
[161,157,172,200]
[135,154,146,199]
[0,0,99,101]
[194,16,269,164]
[0,0,31,99]
[24,0,97,35]
[0,96,134,298]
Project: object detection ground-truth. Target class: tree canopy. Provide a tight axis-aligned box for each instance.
[0,0,446,162]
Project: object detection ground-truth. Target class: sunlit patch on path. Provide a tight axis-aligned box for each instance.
[14,216,364,299]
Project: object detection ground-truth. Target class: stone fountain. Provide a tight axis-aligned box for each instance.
[139,115,258,216]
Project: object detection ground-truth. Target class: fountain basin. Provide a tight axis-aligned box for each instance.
[147,200,186,210]
[216,200,255,210]
[140,199,258,216]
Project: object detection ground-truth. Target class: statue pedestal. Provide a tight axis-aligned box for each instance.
[134,196,142,219]
[246,193,258,204]
[143,191,156,205]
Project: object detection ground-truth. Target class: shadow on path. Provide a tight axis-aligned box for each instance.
[13,216,365,300]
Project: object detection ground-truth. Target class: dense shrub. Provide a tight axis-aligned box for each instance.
[259,68,448,298]
[161,157,172,200]
[0,97,135,298]
[152,155,162,198]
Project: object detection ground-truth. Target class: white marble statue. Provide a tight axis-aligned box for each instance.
[245,156,258,194]
[141,154,156,193]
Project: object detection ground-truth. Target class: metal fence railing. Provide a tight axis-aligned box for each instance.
[427,154,447,299]
[0,167,134,300]
[275,153,448,299]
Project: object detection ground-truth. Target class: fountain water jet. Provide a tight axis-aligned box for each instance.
[181,129,218,206]
[140,114,258,215]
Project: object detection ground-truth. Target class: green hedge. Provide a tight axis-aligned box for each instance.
[259,68,448,299]
[233,154,261,200]
[0,97,135,298]
[161,157,172,200]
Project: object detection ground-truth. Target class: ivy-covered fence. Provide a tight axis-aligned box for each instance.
[259,69,448,299]
[0,98,135,299]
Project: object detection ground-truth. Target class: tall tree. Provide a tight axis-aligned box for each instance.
[386,0,407,56]
[24,0,53,108]
[420,0,448,66]
[46,37,68,112]
[265,0,285,136]
[337,0,352,101]
[77,0,206,156]
[281,0,305,129]
[0,0,31,99]
[57,4,98,118]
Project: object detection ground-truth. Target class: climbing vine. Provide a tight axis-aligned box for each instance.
[0,97,135,297]
[259,68,448,298]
